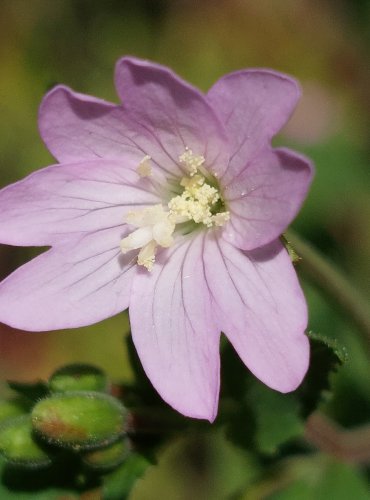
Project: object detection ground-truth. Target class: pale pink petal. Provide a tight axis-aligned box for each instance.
[0,228,136,331]
[39,86,135,163]
[38,86,176,178]
[115,57,230,179]
[0,159,160,246]
[222,148,314,250]
[129,234,220,421]
[204,234,309,392]
[207,69,300,184]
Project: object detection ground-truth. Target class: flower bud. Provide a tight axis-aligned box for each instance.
[0,416,52,469]
[48,363,108,394]
[82,438,129,473]
[31,391,127,451]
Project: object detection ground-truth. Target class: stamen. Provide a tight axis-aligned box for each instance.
[169,175,229,228]
[179,147,205,176]
[212,212,230,226]
[137,240,157,271]
[137,155,152,177]
[121,150,229,272]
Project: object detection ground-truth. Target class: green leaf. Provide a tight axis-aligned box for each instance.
[267,457,369,500]
[0,416,52,469]
[311,459,370,500]
[102,453,150,500]
[31,391,127,451]
[48,363,108,394]
[267,480,313,500]
[247,385,304,455]
[296,332,347,417]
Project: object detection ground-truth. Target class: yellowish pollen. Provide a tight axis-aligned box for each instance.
[137,240,157,271]
[137,155,152,177]
[212,211,230,226]
[169,174,228,228]
[179,147,205,176]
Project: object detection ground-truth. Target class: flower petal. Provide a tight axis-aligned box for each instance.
[39,86,139,164]
[115,57,230,178]
[129,234,221,421]
[222,148,314,250]
[204,234,309,392]
[0,159,160,246]
[38,87,174,179]
[0,228,136,331]
[207,69,300,184]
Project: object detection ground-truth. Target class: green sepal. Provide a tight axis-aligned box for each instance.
[31,391,127,451]
[82,438,130,473]
[48,363,108,394]
[7,380,49,403]
[0,416,52,469]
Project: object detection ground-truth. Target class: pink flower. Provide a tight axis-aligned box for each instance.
[0,57,313,421]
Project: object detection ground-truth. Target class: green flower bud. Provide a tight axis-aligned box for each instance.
[0,416,52,468]
[82,438,129,473]
[48,363,108,394]
[0,399,27,424]
[31,391,127,451]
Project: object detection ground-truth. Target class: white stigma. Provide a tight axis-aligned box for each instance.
[120,205,175,271]
[121,149,229,271]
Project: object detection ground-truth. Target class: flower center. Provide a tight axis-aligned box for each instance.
[120,149,229,271]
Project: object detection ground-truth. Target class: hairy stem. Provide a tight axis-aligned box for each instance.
[285,230,370,354]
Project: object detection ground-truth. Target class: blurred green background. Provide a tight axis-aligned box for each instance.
[0,0,369,498]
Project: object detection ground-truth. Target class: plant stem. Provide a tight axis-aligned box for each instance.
[285,230,370,354]
[305,411,370,464]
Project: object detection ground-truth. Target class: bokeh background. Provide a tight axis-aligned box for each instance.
[0,0,369,498]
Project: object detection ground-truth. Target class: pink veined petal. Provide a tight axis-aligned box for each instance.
[222,147,314,250]
[115,57,230,179]
[204,234,309,392]
[38,86,177,179]
[0,228,137,331]
[0,159,160,247]
[207,69,300,184]
[129,233,221,422]
[39,86,137,164]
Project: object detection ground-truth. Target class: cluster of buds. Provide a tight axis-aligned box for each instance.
[0,364,130,489]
